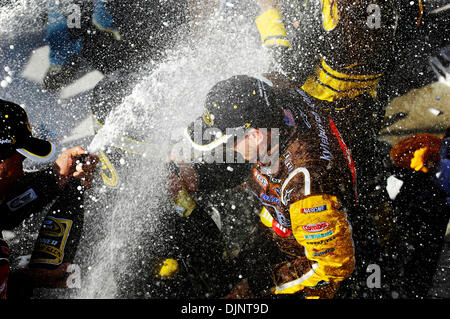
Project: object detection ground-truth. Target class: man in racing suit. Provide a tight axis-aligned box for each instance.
[0,98,98,298]
[253,1,397,251]
[252,1,443,273]
[169,75,382,298]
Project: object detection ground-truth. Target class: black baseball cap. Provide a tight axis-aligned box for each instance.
[0,99,55,162]
[185,75,283,152]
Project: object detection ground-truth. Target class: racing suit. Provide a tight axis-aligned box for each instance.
[0,169,84,298]
[192,86,360,298]
[254,1,403,258]
[255,0,397,100]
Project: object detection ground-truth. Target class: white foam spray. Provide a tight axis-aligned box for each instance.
[74,11,271,298]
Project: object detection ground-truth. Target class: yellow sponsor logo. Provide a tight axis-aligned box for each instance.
[202,109,214,126]
[260,207,274,228]
[32,217,72,266]
[36,243,64,262]
[98,151,119,187]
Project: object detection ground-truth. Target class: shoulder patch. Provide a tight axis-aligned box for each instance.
[6,188,38,212]
[253,168,269,191]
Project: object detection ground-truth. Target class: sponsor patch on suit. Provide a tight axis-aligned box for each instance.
[6,188,37,212]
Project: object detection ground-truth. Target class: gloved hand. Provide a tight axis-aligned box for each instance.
[390,133,442,173]
[155,258,179,279]
[410,146,431,173]
[254,2,291,48]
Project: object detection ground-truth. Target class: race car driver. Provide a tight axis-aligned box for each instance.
[0,98,98,298]
[168,74,382,298]
[253,0,408,260]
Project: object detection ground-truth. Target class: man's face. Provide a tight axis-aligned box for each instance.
[0,151,26,192]
[231,128,264,161]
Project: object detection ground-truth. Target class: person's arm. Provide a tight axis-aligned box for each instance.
[280,194,355,294]
[273,172,355,296]
[225,180,355,299]
[0,147,98,229]
[255,0,322,85]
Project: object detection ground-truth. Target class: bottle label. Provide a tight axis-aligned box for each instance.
[173,188,196,217]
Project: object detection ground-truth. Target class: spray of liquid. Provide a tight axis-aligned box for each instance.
[0,0,270,299]
[71,11,271,298]
[1,0,271,299]
[0,0,46,38]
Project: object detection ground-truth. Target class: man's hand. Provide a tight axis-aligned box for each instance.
[167,163,198,197]
[166,155,199,197]
[54,146,99,189]
[14,262,73,288]
[258,0,281,12]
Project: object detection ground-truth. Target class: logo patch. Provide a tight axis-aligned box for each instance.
[6,188,37,212]
[272,208,291,228]
[313,247,335,257]
[272,219,292,237]
[295,105,312,129]
[282,151,294,172]
[260,192,281,206]
[283,188,294,204]
[30,217,73,266]
[303,222,329,233]
[304,230,333,239]
[99,151,119,188]
[270,185,281,197]
[301,205,327,214]
[306,235,337,245]
[260,208,274,227]
[269,176,282,184]
[0,139,12,145]
[202,109,214,126]
[253,169,269,191]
